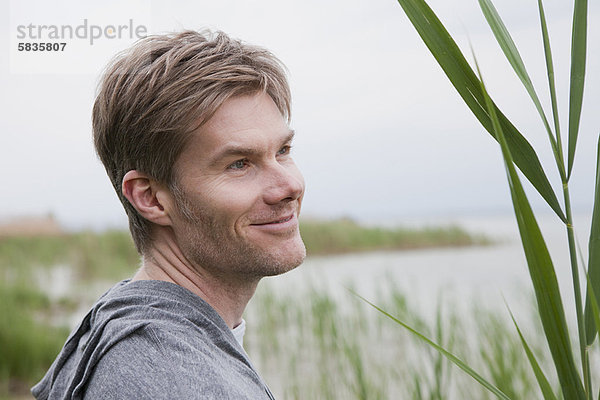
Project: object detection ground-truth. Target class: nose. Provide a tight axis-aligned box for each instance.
[263,162,305,205]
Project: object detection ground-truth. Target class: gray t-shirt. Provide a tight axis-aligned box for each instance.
[32,280,275,400]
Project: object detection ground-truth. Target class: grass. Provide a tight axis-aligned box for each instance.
[244,281,552,399]
[301,218,489,255]
[0,230,138,398]
[0,219,488,277]
[0,230,139,281]
[392,0,596,398]
[0,218,486,398]
[0,235,574,399]
[0,280,69,398]
[0,273,560,400]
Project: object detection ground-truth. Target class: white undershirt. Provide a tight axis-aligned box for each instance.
[231,318,246,348]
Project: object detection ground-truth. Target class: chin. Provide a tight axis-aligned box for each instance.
[254,236,306,277]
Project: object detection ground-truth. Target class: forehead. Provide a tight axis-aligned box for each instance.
[176,93,291,169]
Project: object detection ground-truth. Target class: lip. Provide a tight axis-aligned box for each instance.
[250,213,297,232]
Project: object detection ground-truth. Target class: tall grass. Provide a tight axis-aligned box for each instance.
[0,231,139,398]
[380,0,598,398]
[0,230,139,281]
[0,279,69,398]
[0,220,485,398]
[245,281,550,399]
[0,268,568,399]
[0,220,487,275]
[300,218,489,255]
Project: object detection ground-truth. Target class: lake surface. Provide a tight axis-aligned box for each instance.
[48,212,592,329]
[39,212,593,398]
[259,212,592,324]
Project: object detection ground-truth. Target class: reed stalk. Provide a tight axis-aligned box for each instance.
[362,0,598,398]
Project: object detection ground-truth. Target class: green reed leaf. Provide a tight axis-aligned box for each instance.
[507,307,558,400]
[537,0,564,168]
[584,135,600,345]
[475,55,586,400]
[478,0,564,178]
[353,291,512,400]
[395,0,566,223]
[584,267,600,347]
[567,0,588,177]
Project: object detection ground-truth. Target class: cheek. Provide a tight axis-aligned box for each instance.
[210,182,263,222]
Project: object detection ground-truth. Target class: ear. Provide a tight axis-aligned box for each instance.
[122,170,174,226]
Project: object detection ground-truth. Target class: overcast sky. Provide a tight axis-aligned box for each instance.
[1,0,599,229]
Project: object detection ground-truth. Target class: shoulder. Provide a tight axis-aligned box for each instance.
[83,288,268,399]
[83,326,205,399]
[91,280,231,347]
[84,325,264,400]
[34,281,271,400]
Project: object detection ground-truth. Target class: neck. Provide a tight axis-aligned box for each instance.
[132,230,259,329]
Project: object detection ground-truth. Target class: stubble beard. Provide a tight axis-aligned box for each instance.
[171,184,306,281]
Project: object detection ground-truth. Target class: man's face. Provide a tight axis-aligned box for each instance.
[168,92,306,280]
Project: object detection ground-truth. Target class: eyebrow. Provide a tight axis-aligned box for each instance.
[208,129,295,166]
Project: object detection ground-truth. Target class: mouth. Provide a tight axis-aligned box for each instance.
[252,214,294,226]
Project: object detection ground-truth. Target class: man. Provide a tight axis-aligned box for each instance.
[32,30,305,399]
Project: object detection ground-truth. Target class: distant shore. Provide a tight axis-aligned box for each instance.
[300,217,490,255]
[0,218,491,278]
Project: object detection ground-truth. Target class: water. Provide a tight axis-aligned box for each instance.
[37,212,594,398]
[46,212,592,328]
[249,212,597,398]
[260,212,592,323]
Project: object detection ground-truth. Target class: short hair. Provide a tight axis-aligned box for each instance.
[92,30,291,254]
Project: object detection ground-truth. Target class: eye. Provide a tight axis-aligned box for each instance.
[228,159,248,170]
[277,145,292,156]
